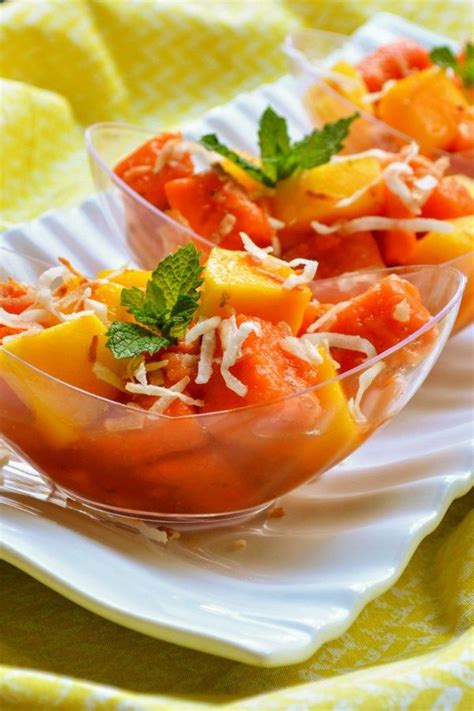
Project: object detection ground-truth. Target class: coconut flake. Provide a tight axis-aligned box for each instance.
[280,336,324,365]
[220,317,262,397]
[306,301,351,333]
[185,316,221,345]
[313,216,454,236]
[393,298,411,323]
[195,328,217,385]
[303,332,376,360]
[283,259,318,290]
[240,231,275,262]
[348,361,385,423]
[268,217,285,231]
[127,376,204,413]
[84,298,109,324]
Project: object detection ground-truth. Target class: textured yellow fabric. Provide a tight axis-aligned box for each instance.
[0,1,473,709]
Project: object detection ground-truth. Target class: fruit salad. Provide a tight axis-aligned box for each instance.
[0,241,445,516]
[112,108,474,330]
[306,39,474,157]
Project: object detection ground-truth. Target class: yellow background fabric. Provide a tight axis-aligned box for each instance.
[0,0,473,708]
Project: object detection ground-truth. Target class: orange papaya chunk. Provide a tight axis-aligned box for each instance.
[114,132,193,210]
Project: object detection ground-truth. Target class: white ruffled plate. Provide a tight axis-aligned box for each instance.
[1,13,472,667]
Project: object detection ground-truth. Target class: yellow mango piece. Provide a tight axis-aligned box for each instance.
[272,157,384,228]
[411,216,474,265]
[200,248,312,334]
[96,268,151,289]
[378,68,468,153]
[411,216,474,332]
[313,345,359,468]
[329,61,373,113]
[93,282,132,322]
[1,315,123,447]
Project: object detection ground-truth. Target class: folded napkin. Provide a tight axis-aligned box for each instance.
[0,1,473,709]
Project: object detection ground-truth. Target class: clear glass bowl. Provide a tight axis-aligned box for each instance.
[0,247,465,525]
[284,28,474,176]
[86,122,474,335]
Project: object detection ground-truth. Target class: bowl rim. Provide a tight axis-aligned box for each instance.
[85,122,216,253]
[282,29,473,168]
[0,245,466,421]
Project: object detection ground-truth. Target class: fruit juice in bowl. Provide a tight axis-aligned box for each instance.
[86,99,474,334]
[0,242,465,525]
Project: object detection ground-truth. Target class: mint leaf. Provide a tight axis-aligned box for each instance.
[258,107,291,184]
[430,42,474,88]
[106,322,171,359]
[106,244,204,359]
[200,108,358,187]
[463,42,474,88]
[429,46,458,72]
[290,115,359,172]
[201,134,271,186]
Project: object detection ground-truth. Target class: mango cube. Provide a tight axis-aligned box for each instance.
[199,248,312,334]
[272,157,384,228]
[1,315,124,446]
[411,216,474,265]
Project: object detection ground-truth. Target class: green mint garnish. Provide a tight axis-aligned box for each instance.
[106,243,203,359]
[200,107,359,188]
[430,42,474,88]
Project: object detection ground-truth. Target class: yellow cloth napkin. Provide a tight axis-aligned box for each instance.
[0,1,473,709]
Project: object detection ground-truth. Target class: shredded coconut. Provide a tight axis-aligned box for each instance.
[84,298,108,323]
[311,216,454,236]
[306,301,351,333]
[195,328,218,385]
[185,316,221,345]
[283,259,318,290]
[348,361,385,423]
[280,336,324,365]
[219,317,261,397]
[92,362,127,391]
[127,377,204,412]
[303,332,376,360]
[268,216,285,231]
[393,298,411,323]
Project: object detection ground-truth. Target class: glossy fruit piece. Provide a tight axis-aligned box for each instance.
[283,231,384,278]
[164,170,273,249]
[199,248,312,334]
[328,61,373,112]
[93,268,152,321]
[378,184,417,266]
[410,216,474,265]
[357,39,431,92]
[272,157,384,229]
[323,274,434,371]
[450,109,474,152]
[0,278,34,315]
[114,132,193,210]
[421,176,474,220]
[378,68,468,153]
[1,315,123,446]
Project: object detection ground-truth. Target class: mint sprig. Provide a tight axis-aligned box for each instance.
[200,107,358,188]
[106,243,203,359]
[430,42,474,88]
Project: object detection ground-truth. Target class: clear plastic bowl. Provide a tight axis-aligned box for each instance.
[0,247,465,525]
[284,28,474,176]
[86,122,474,335]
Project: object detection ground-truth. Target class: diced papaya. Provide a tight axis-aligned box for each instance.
[0,315,124,446]
[421,176,474,220]
[450,110,474,152]
[357,39,431,93]
[324,274,434,371]
[199,248,312,334]
[377,68,468,153]
[114,132,194,210]
[379,184,417,265]
[165,170,273,249]
[283,231,385,278]
[328,61,373,113]
[272,157,384,230]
